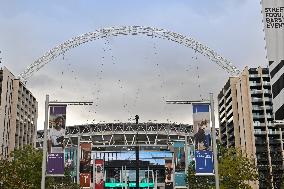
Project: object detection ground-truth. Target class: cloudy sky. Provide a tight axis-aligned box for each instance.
[0,1,267,129]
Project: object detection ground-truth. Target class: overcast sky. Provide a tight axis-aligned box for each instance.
[0,1,268,129]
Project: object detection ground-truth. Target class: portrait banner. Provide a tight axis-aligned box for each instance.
[65,147,77,177]
[48,105,66,154]
[80,143,92,174]
[165,159,173,189]
[47,105,66,176]
[173,142,185,171]
[192,104,211,151]
[94,159,104,189]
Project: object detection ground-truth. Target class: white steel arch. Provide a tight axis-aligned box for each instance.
[19,26,240,81]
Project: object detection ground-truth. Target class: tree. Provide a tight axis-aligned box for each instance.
[186,161,215,189]
[0,145,80,189]
[186,146,258,189]
[218,147,258,189]
[0,146,41,188]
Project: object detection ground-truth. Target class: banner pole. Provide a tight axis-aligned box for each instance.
[41,94,49,189]
[77,136,80,185]
[93,157,96,189]
[210,93,220,189]
[185,135,188,174]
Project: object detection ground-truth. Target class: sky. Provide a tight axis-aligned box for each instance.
[0,1,268,129]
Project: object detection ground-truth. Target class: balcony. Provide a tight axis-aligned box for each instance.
[263,89,271,94]
[263,81,270,86]
[267,114,274,119]
[218,98,225,106]
[250,74,260,78]
[252,105,263,110]
[225,97,232,106]
[268,130,281,135]
[253,113,265,119]
[252,97,263,102]
[251,90,262,95]
[264,97,272,102]
[227,116,233,124]
[220,125,226,133]
[221,133,227,140]
[254,130,266,135]
[254,122,266,127]
[250,82,261,87]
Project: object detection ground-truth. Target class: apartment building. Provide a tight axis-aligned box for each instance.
[0,67,38,158]
[218,67,283,189]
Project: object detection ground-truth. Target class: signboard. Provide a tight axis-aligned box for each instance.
[94,159,104,189]
[165,159,174,189]
[261,0,284,121]
[47,153,65,175]
[195,150,214,175]
[193,104,211,151]
[47,105,66,176]
[80,173,91,188]
[262,0,284,62]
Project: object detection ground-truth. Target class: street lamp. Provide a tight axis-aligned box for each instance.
[135,115,140,189]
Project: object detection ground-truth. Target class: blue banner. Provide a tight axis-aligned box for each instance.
[192,104,211,151]
[195,150,214,175]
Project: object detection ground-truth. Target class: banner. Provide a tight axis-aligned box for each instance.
[47,105,66,176]
[65,147,77,177]
[173,142,185,171]
[47,153,65,175]
[261,0,284,121]
[195,150,214,175]
[80,143,92,174]
[193,104,211,151]
[80,173,91,188]
[165,159,173,189]
[48,105,66,153]
[94,159,104,189]
[187,145,195,164]
[80,143,92,188]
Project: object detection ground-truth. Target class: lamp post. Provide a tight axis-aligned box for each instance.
[41,95,49,189]
[135,115,140,189]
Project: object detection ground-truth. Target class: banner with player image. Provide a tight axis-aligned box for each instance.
[94,159,104,189]
[48,105,66,153]
[47,105,66,176]
[65,147,77,178]
[192,104,211,151]
[80,143,92,173]
[173,142,185,171]
[165,159,174,189]
[80,143,92,187]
